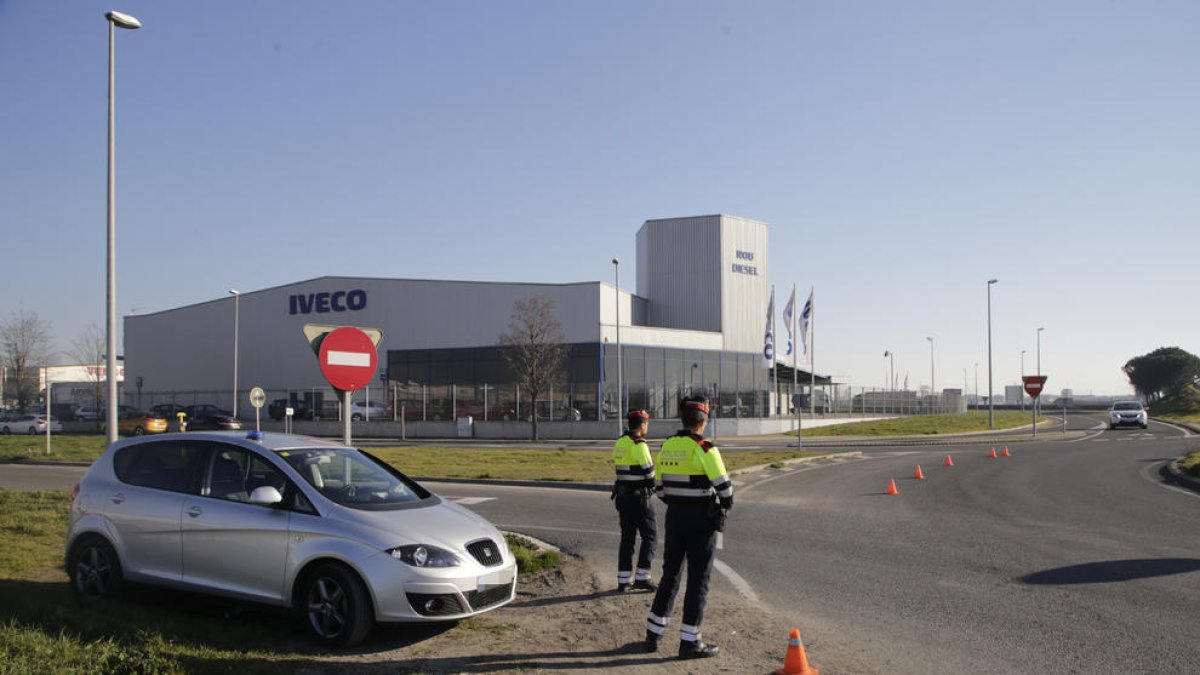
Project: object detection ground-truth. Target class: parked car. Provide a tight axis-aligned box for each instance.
[104,411,169,436]
[0,414,63,435]
[183,404,243,431]
[73,405,102,421]
[65,431,517,647]
[268,398,314,421]
[350,400,389,421]
[150,403,188,421]
[1108,401,1148,429]
[531,401,581,422]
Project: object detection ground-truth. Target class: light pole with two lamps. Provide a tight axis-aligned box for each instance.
[105,9,142,445]
[612,258,622,433]
[926,336,935,412]
[1020,349,1027,411]
[987,279,998,428]
[229,289,240,419]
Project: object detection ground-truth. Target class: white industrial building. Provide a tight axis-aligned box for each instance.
[124,215,824,437]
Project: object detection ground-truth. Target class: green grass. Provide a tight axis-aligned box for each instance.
[794,411,1044,437]
[1178,450,1200,478]
[504,533,560,574]
[0,435,106,463]
[1151,385,1200,425]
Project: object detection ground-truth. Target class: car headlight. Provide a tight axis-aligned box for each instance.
[389,544,461,568]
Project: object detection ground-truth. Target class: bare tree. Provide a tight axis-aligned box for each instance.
[0,310,54,411]
[499,296,567,441]
[72,322,107,427]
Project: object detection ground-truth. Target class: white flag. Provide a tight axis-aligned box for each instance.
[799,289,814,366]
[782,287,796,360]
[762,287,775,369]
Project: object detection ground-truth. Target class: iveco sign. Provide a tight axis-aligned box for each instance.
[289,289,367,315]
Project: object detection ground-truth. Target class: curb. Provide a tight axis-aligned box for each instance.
[1161,461,1200,494]
[730,450,863,477]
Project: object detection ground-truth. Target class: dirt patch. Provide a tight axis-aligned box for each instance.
[303,553,817,674]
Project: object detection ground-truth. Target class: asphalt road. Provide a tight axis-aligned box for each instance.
[6,415,1199,673]
[428,414,1200,674]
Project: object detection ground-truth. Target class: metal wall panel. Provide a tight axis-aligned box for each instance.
[719,215,770,353]
[635,215,722,332]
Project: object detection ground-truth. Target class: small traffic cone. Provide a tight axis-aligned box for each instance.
[886,478,899,495]
[774,628,819,675]
[988,447,998,459]
[944,454,955,467]
[1002,446,1011,457]
[914,465,926,480]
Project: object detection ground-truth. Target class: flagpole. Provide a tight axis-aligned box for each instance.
[793,284,802,446]
[810,288,816,416]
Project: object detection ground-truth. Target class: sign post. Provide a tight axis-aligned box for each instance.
[305,324,382,446]
[249,386,266,432]
[1022,375,1047,437]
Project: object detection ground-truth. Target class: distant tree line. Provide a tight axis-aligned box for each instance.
[1122,347,1200,404]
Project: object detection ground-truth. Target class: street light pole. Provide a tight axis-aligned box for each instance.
[926,336,935,411]
[105,10,141,446]
[612,258,622,433]
[1020,349,1026,412]
[229,289,240,418]
[1035,326,1045,437]
[883,350,894,413]
[987,279,998,429]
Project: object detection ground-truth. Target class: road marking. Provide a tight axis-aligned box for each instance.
[452,497,497,505]
[494,523,618,536]
[713,559,760,604]
[1141,462,1200,500]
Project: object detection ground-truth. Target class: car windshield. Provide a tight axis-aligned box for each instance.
[1112,402,1143,411]
[278,447,431,508]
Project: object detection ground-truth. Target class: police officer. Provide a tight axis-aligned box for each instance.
[612,409,658,592]
[644,396,732,659]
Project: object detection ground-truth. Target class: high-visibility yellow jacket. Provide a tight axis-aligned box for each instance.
[612,434,656,490]
[655,431,733,505]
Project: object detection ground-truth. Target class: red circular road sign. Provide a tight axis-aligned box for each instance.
[318,327,378,392]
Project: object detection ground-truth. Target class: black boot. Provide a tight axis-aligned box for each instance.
[632,579,657,591]
[616,583,630,593]
[644,631,661,652]
[678,639,719,659]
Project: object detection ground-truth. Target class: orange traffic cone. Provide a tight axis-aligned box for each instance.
[914,465,926,480]
[1002,446,1011,457]
[944,454,955,467]
[774,628,819,675]
[886,478,899,495]
[988,447,998,459]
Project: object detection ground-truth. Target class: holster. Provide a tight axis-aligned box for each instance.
[706,500,728,532]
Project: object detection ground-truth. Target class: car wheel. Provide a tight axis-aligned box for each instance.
[28,427,37,435]
[1109,424,1116,430]
[68,536,123,601]
[301,562,373,647]
[132,426,145,436]
[1141,424,1148,429]
[0,426,8,435]
[351,414,364,422]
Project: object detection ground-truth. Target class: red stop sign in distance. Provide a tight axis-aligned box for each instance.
[318,326,377,392]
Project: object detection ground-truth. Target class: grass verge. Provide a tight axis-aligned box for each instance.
[1152,385,1200,425]
[794,411,1044,437]
[1177,450,1200,478]
[504,533,560,574]
[0,435,106,463]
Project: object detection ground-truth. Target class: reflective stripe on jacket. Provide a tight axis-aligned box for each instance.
[654,431,733,504]
[613,434,656,488]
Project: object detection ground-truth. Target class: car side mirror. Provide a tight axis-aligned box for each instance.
[248,486,284,506]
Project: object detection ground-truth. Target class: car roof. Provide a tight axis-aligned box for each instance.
[110,430,349,453]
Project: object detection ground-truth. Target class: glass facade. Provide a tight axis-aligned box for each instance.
[386,344,772,422]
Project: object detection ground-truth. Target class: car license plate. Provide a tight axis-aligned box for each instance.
[477,566,514,590]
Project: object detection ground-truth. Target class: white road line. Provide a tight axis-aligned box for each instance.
[713,559,760,604]
[737,454,872,497]
[1141,462,1200,500]
[716,532,723,550]
[452,497,497,505]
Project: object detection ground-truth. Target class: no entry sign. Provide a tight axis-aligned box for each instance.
[1022,375,1047,398]
[318,326,378,392]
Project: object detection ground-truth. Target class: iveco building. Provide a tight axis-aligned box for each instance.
[124,215,822,437]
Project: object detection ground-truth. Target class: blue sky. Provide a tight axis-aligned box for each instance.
[2,0,1197,396]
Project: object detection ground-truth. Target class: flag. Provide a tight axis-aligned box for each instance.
[782,287,796,359]
[799,289,814,366]
[762,287,775,369]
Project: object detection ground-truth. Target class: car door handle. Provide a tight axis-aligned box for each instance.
[110,492,125,504]
[186,505,203,518]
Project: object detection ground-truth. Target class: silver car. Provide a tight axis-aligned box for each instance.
[65,431,517,646]
[1108,401,1148,429]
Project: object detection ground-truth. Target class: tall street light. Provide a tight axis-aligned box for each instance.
[1036,326,1045,432]
[105,10,141,445]
[926,336,935,409]
[883,350,894,413]
[1020,349,1027,411]
[612,258,622,433]
[987,279,998,429]
[229,289,240,418]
